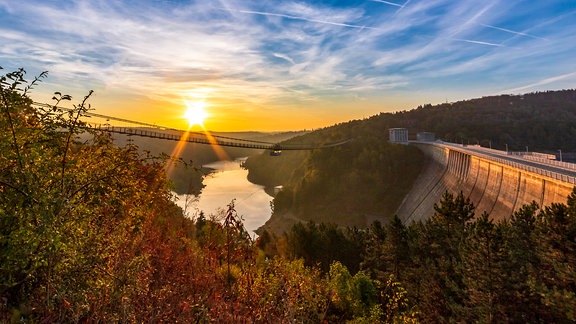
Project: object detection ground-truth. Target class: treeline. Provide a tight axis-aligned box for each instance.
[386,89,576,152]
[258,191,576,322]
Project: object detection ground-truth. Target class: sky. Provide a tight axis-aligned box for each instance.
[1,0,575,131]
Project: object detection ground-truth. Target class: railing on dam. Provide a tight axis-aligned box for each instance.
[521,155,576,171]
[430,142,576,185]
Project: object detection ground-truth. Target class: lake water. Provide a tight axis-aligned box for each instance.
[173,158,272,238]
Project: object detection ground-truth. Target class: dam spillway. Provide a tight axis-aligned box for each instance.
[396,142,576,224]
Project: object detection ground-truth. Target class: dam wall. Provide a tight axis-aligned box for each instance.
[396,143,575,224]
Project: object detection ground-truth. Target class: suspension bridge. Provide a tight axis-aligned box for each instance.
[31,102,351,153]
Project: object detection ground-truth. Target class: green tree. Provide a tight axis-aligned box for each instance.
[360,217,410,283]
[460,213,507,322]
[408,191,475,320]
[500,202,542,321]
[531,195,576,321]
[383,216,410,279]
[327,261,380,321]
[359,220,387,279]
[283,222,362,273]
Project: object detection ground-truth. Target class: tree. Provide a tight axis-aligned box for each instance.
[283,222,362,273]
[407,191,475,320]
[531,196,576,322]
[460,213,507,322]
[499,202,542,321]
[327,261,380,321]
[383,216,410,279]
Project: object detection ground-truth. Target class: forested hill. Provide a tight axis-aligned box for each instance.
[244,89,576,233]
[391,89,576,151]
[244,118,425,232]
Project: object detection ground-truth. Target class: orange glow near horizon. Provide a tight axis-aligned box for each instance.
[90,91,402,132]
[165,127,230,177]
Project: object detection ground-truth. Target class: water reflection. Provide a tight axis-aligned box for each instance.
[174,158,272,237]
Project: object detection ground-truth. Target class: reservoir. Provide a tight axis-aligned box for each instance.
[174,158,272,238]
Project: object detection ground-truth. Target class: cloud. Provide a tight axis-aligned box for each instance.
[501,72,576,94]
[1,0,575,121]
[370,0,405,8]
[232,8,382,31]
[272,53,295,65]
[451,38,505,47]
[479,23,545,40]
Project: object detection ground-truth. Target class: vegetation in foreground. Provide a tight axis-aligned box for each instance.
[0,68,413,322]
[259,191,576,322]
[2,68,575,322]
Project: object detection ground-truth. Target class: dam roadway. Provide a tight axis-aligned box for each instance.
[396,141,576,224]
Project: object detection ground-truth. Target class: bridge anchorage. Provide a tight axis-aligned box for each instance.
[31,102,351,155]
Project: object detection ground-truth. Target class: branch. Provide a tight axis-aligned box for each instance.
[0,179,38,204]
[0,77,23,170]
[60,90,93,193]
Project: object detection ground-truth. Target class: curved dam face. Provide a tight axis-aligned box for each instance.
[396,143,574,224]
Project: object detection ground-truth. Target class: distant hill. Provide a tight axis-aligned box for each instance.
[245,89,576,233]
[390,89,576,153]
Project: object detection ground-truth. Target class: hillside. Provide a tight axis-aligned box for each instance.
[387,89,576,152]
[245,89,576,233]
[1,69,409,322]
[244,120,425,232]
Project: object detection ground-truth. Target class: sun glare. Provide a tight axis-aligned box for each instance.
[184,101,209,128]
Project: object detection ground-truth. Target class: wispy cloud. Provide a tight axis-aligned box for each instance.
[232,9,381,31]
[501,72,576,94]
[370,0,405,8]
[0,0,574,129]
[452,38,505,47]
[479,23,545,40]
[273,53,295,65]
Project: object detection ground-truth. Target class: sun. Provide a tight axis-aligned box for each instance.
[184,100,209,128]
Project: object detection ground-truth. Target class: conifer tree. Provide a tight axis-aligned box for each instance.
[460,213,507,322]
[500,202,542,321]
[532,197,576,321]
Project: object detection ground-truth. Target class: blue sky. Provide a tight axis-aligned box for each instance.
[1,0,575,130]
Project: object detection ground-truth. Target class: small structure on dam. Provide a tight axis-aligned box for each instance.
[389,128,408,143]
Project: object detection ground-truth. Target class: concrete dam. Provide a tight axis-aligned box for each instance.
[396,142,576,224]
